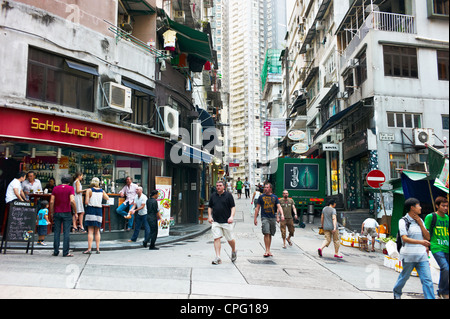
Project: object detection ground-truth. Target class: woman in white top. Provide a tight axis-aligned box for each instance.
[83,177,109,254]
[72,172,86,232]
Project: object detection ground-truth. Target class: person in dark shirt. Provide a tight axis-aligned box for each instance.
[254,183,284,257]
[145,190,161,250]
[208,180,237,265]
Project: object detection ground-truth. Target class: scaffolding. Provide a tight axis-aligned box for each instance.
[261,49,282,91]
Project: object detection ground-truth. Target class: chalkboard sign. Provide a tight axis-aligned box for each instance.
[1,201,37,254]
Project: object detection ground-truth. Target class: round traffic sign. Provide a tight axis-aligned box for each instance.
[366,170,386,189]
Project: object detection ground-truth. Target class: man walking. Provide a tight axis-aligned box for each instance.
[318,199,342,258]
[244,178,251,199]
[425,196,449,299]
[128,187,149,244]
[393,198,434,299]
[208,180,237,265]
[50,175,77,257]
[279,190,297,248]
[254,183,284,257]
[146,190,161,250]
[235,177,243,199]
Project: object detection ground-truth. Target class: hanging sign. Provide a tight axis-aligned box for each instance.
[264,120,286,137]
[287,130,306,141]
[292,143,309,154]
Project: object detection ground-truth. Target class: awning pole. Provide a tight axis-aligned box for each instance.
[424,162,436,212]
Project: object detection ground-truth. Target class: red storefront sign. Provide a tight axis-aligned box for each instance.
[0,108,165,159]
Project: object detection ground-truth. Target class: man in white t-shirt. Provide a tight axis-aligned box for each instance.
[361,218,380,252]
[128,187,149,244]
[5,172,27,204]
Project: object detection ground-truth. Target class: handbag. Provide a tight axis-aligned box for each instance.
[318,227,325,235]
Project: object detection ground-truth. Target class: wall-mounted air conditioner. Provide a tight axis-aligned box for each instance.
[102,82,132,114]
[158,106,179,137]
[413,128,435,146]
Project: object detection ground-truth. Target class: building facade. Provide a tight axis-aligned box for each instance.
[282,0,449,213]
[0,0,221,229]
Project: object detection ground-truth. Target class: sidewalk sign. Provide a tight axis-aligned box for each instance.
[155,177,172,238]
[1,201,37,254]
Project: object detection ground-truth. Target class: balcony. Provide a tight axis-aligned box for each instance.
[372,11,416,34]
[338,10,416,68]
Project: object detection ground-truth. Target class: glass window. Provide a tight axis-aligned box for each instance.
[437,50,449,81]
[390,153,407,179]
[27,47,96,112]
[443,115,449,130]
[383,45,418,78]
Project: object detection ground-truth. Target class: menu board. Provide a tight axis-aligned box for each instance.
[1,201,37,254]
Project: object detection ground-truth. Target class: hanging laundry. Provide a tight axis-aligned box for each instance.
[163,30,177,51]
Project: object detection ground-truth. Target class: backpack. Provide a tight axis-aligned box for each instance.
[396,216,411,253]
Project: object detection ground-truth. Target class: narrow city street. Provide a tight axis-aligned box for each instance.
[0,196,427,301]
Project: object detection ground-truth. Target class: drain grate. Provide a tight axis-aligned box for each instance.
[247,259,276,265]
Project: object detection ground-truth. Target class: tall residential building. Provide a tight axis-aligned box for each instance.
[227,0,286,184]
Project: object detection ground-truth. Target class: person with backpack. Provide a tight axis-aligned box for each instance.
[424,196,449,299]
[393,198,435,299]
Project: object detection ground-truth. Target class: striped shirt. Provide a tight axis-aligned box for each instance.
[399,214,428,263]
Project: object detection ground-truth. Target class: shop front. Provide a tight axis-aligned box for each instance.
[343,130,378,210]
[0,107,165,232]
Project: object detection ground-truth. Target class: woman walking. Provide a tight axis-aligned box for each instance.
[73,172,86,232]
[83,177,109,254]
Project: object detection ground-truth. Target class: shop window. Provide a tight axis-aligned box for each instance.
[387,112,422,128]
[383,45,418,78]
[437,50,449,81]
[27,47,96,112]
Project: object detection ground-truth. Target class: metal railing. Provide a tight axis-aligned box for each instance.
[372,11,416,34]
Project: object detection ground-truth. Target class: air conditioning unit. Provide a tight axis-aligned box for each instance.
[191,120,203,147]
[347,58,360,68]
[158,106,179,137]
[102,82,132,113]
[413,128,435,146]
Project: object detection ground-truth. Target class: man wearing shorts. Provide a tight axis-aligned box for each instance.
[254,183,284,257]
[208,180,237,265]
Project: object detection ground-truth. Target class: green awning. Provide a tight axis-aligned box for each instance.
[120,0,156,15]
[164,16,213,62]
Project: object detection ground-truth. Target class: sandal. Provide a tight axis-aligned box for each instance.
[63,253,74,257]
[263,253,270,258]
[287,239,293,246]
[83,250,91,255]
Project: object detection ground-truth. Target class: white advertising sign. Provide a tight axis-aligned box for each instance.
[155,177,173,238]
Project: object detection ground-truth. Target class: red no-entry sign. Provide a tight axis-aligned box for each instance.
[366,170,386,189]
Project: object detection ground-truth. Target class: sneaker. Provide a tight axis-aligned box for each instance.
[39,241,47,246]
[231,251,237,262]
[212,257,222,265]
